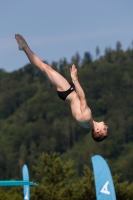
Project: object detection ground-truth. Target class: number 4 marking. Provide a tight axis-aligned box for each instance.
[100,181,110,195]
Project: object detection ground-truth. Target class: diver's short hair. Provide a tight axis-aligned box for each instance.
[91,129,107,142]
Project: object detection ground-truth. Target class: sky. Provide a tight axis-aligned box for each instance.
[0,0,133,72]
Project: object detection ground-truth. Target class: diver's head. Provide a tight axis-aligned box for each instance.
[92,121,108,142]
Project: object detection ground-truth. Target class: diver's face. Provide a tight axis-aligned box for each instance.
[99,121,108,136]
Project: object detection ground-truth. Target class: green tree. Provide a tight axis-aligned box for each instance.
[31,152,75,200]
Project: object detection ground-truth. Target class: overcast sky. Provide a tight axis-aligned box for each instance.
[0,0,133,72]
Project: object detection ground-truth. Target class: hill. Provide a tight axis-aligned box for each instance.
[0,45,133,181]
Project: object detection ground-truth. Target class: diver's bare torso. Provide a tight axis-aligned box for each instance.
[66,91,92,129]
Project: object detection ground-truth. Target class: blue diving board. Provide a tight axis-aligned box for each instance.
[0,180,38,186]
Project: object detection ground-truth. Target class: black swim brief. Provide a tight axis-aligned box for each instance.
[57,82,75,101]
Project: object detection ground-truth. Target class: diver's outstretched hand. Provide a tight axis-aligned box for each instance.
[70,64,78,82]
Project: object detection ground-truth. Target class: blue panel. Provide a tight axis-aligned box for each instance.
[91,155,116,200]
[22,165,30,200]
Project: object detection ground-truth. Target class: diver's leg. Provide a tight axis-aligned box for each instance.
[15,34,70,91]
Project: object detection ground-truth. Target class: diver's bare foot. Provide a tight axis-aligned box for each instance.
[15,34,28,51]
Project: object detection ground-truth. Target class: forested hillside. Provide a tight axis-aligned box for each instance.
[0,43,133,183]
